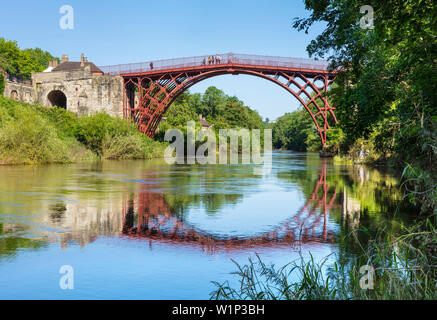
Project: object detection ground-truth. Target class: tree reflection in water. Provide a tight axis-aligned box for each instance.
[0,153,414,259]
[121,162,342,252]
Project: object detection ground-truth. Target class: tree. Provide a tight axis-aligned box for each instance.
[201,86,226,117]
[23,48,58,71]
[272,109,322,151]
[293,0,436,166]
[0,38,57,79]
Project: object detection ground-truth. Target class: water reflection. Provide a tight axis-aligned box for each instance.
[121,163,338,252]
[0,152,416,298]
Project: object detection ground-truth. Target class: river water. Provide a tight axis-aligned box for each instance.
[0,151,415,299]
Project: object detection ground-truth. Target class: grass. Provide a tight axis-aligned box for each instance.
[401,163,437,216]
[0,96,165,165]
[211,220,437,300]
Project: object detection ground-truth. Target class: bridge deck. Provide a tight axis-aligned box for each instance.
[99,53,334,76]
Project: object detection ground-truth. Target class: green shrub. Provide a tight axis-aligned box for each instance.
[32,105,78,138]
[75,112,165,160]
[0,106,70,164]
[0,97,165,164]
[74,113,109,157]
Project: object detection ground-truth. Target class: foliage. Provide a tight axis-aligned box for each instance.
[162,92,199,127]
[211,221,437,300]
[157,86,265,140]
[74,113,108,157]
[75,113,165,160]
[0,96,164,164]
[0,38,57,79]
[272,109,320,151]
[292,0,437,166]
[291,0,437,213]
[0,105,71,164]
[23,47,59,71]
[401,163,437,215]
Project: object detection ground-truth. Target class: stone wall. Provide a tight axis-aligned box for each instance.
[4,70,124,118]
[4,81,36,103]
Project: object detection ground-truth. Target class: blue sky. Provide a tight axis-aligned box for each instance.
[0,0,326,120]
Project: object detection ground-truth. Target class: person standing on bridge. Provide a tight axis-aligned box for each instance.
[216,55,222,64]
[150,62,153,70]
[208,56,212,65]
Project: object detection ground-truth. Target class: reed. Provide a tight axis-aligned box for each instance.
[211,221,437,300]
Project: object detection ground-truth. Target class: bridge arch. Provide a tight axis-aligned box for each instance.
[47,90,67,109]
[117,54,337,146]
[166,70,336,144]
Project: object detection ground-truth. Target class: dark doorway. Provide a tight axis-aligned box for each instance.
[10,90,18,100]
[47,90,67,109]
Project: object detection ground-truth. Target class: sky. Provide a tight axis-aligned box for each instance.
[0,0,327,120]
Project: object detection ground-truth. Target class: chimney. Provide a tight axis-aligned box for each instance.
[81,53,85,67]
[49,60,59,68]
[61,54,69,63]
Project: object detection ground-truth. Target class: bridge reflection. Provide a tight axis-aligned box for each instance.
[121,163,341,252]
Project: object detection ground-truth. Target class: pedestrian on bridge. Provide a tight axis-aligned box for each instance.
[215,55,222,64]
[150,62,154,70]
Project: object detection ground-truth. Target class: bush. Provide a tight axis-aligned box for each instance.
[75,112,165,160]
[33,104,78,138]
[74,113,109,157]
[0,97,165,164]
[0,106,70,164]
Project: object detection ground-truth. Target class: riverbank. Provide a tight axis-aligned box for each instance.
[0,97,166,165]
[212,219,437,300]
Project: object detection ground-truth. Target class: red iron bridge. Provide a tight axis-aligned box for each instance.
[100,53,338,146]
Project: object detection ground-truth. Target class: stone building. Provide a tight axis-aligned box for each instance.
[3,54,123,117]
[199,114,213,130]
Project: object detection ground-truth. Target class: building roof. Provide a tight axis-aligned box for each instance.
[52,61,103,74]
[200,117,212,127]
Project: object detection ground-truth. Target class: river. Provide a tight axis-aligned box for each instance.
[0,151,416,299]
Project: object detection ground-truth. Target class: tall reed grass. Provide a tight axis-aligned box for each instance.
[211,221,437,300]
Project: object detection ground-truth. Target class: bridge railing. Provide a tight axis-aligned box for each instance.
[99,53,330,75]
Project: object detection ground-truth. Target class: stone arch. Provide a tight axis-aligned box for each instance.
[10,90,18,100]
[47,90,67,109]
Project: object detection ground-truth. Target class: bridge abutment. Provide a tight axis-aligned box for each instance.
[4,70,124,118]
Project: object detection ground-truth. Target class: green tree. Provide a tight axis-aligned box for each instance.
[201,86,227,117]
[293,0,436,166]
[272,109,322,151]
[23,47,58,71]
[0,38,57,79]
